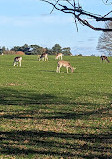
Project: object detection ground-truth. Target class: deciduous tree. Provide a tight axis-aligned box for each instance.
[97,21,112,56]
[41,0,112,31]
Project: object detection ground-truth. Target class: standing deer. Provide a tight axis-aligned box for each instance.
[55,53,63,60]
[13,57,22,67]
[39,53,48,61]
[56,60,76,73]
[37,55,41,60]
[100,56,110,63]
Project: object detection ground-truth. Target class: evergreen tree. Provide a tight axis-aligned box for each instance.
[62,47,72,56]
[52,44,62,54]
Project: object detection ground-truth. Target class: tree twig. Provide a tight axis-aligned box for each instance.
[41,0,112,31]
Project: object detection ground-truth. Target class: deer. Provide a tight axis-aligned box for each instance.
[39,53,48,61]
[37,55,41,60]
[100,56,110,63]
[13,57,22,67]
[56,60,76,73]
[55,53,63,60]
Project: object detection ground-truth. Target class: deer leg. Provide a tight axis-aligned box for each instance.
[14,62,16,66]
[66,67,69,73]
[56,66,59,73]
[20,61,21,67]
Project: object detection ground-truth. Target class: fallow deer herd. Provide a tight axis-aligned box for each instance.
[12,54,110,73]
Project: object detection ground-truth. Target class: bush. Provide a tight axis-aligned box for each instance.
[16,51,25,55]
[3,50,16,55]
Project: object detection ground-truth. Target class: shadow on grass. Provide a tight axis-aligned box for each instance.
[0,130,112,158]
[0,88,112,158]
[0,87,112,120]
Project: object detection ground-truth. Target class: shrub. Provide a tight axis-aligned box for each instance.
[3,50,16,55]
[16,51,25,55]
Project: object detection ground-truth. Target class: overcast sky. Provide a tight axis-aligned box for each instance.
[0,0,111,55]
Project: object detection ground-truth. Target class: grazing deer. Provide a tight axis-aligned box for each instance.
[39,53,48,61]
[100,56,110,63]
[55,53,63,60]
[13,57,22,67]
[37,55,41,60]
[56,60,76,73]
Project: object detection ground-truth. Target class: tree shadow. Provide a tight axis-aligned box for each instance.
[0,87,112,120]
[0,87,112,158]
[0,130,112,158]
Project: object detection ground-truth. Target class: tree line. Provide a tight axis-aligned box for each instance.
[1,20,112,57]
[0,44,72,56]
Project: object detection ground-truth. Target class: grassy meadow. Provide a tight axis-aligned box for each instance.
[0,55,112,159]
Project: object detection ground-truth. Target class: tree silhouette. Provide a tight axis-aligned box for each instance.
[41,0,112,31]
[97,21,112,55]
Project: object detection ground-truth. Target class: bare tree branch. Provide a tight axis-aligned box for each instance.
[41,0,112,32]
[50,0,60,14]
[102,0,112,5]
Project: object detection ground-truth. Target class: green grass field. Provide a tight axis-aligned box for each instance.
[0,55,112,159]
